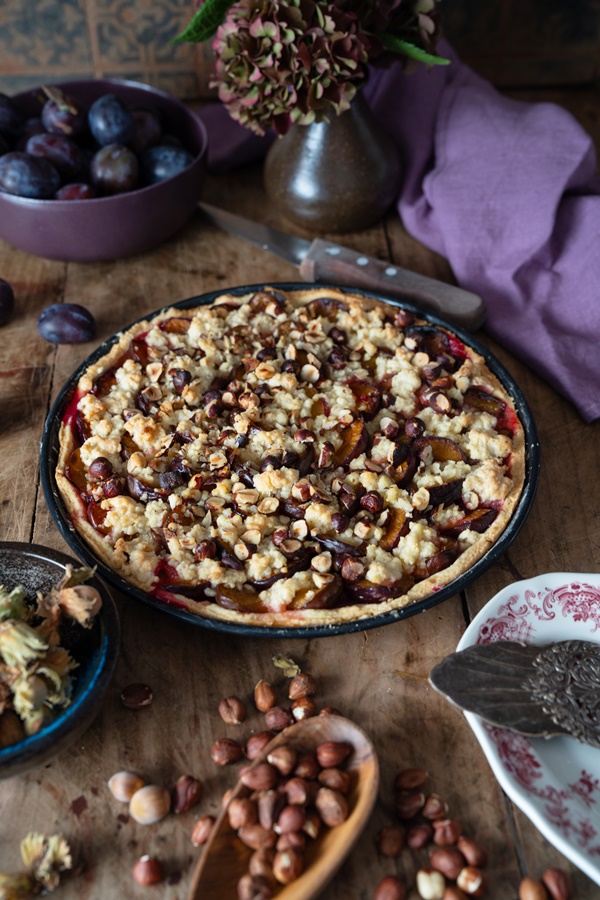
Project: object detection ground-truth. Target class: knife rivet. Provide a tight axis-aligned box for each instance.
[326,247,341,255]
[356,257,369,266]
[385,267,398,276]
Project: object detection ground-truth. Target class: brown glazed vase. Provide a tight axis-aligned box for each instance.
[263,90,402,233]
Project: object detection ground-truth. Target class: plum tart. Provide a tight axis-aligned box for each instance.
[56,287,526,627]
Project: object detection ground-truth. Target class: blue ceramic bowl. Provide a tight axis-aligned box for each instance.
[0,542,120,779]
[0,79,208,262]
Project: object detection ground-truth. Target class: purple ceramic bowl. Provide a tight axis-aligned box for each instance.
[0,79,208,262]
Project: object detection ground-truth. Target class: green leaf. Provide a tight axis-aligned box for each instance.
[381,35,451,66]
[172,0,236,45]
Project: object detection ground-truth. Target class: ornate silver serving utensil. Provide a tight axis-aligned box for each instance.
[429,640,600,748]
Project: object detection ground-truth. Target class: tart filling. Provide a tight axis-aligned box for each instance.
[55,287,526,627]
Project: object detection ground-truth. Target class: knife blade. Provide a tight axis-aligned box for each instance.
[198,202,486,331]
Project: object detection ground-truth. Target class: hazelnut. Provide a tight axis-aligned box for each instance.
[416,868,446,900]
[191,815,215,846]
[456,836,487,868]
[219,696,247,725]
[264,706,293,732]
[211,737,244,766]
[237,873,273,900]
[433,818,462,846]
[443,890,468,900]
[430,848,467,880]
[275,805,306,835]
[240,763,279,792]
[228,797,258,830]
[407,822,434,849]
[315,787,348,827]
[395,789,426,820]
[315,740,351,768]
[248,848,276,883]
[238,823,278,851]
[291,698,316,721]
[273,848,304,884]
[376,824,406,857]
[302,810,322,840]
[374,875,407,900]
[132,855,164,886]
[120,682,153,710]
[254,680,277,712]
[171,774,203,814]
[129,784,171,825]
[519,877,549,900]
[276,831,306,852]
[258,790,284,830]
[542,868,571,900]
[283,777,310,806]
[288,673,317,701]
[294,754,320,779]
[319,706,343,717]
[108,770,145,803]
[395,768,429,790]
[317,767,350,793]
[267,745,297,776]
[456,866,486,897]
[422,793,449,820]
[246,731,275,760]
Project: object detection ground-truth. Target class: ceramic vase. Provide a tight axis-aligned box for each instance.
[263,91,402,234]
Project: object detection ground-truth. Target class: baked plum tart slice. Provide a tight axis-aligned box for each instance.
[56,287,525,627]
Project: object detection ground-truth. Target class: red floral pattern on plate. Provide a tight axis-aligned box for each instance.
[460,575,600,881]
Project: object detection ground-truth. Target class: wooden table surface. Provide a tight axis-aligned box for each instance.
[0,85,599,900]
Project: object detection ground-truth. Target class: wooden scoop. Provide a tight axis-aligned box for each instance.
[188,715,378,899]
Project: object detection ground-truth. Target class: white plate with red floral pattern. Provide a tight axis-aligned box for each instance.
[458,573,600,885]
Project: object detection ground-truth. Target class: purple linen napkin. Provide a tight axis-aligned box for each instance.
[198,43,600,422]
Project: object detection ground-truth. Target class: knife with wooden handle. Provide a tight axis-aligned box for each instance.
[198,201,486,330]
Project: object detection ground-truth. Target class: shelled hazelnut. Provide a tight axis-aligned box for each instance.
[132,855,164,886]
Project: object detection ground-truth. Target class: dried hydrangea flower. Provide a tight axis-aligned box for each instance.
[0,586,27,623]
[211,0,371,135]
[0,622,47,669]
[0,871,37,899]
[20,833,72,891]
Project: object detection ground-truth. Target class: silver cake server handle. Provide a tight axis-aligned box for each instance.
[429,640,600,748]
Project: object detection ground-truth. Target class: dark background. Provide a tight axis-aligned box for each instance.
[1,0,599,99]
